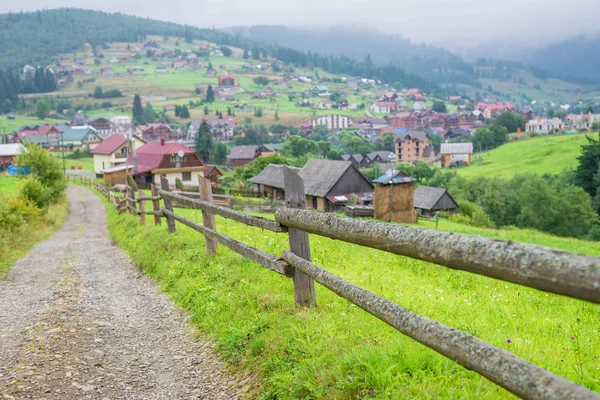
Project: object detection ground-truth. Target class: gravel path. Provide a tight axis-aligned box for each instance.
[0,186,249,399]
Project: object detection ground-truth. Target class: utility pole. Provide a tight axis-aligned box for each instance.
[61,131,66,175]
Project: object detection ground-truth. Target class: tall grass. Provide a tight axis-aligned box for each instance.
[102,197,600,399]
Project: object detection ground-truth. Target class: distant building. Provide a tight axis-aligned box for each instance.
[90,134,146,175]
[228,145,262,167]
[312,114,350,130]
[394,131,436,164]
[218,75,236,88]
[414,186,459,216]
[440,143,473,167]
[525,118,563,134]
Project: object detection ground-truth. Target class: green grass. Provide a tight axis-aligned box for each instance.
[0,177,70,277]
[95,186,600,399]
[458,133,592,179]
[0,115,64,134]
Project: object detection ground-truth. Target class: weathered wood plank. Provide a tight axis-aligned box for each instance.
[281,250,598,400]
[283,167,316,307]
[157,190,287,233]
[198,175,218,255]
[150,184,162,226]
[274,208,600,304]
[137,196,161,202]
[162,209,293,277]
[138,190,146,226]
[160,176,176,233]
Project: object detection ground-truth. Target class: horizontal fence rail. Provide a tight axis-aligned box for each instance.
[275,207,600,305]
[71,169,600,400]
[282,251,599,400]
[162,209,293,277]
[158,190,288,233]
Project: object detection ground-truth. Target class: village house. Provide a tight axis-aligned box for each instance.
[387,113,419,130]
[299,159,374,212]
[136,124,177,142]
[22,135,50,148]
[440,143,473,167]
[567,113,600,130]
[367,151,396,165]
[449,96,462,104]
[0,143,24,170]
[90,134,146,175]
[103,140,205,189]
[155,65,168,73]
[340,154,371,169]
[475,102,516,119]
[204,165,223,185]
[413,101,427,111]
[100,66,113,75]
[110,116,132,126]
[188,118,235,141]
[205,69,217,78]
[317,100,333,110]
[525,118,563,134]
[218,75,236,88]
[371,101,398,114]
[227,145,262,167]
[72,117,112,137]
[34,126,62,147]
[414,186,459,216]
[60,127,101,150]
[247,164,300,199]
[443,128,470,141]
[395,131,436,164]
[312,85,330,97]
[312,114,351,130]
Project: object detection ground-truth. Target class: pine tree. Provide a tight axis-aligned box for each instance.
[243,47,249,59]
[132,94,143,124]
[203,106,209,115]
[194,121,213,163]
[181,105,190,118]
[227,107,231,116]
[275,110,279,120]
[206,85,215,103]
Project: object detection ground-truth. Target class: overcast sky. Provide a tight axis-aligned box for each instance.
[2,0,599,48]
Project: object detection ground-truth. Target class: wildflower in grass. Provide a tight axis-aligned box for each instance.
[507,338,512,343]
[571,335,575,339]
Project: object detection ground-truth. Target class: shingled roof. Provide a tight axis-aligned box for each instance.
[247,164,300,189]
[414,186,459,211]
[298,159,358,198]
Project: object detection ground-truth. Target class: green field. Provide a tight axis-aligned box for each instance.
[0,115,64,134]
[99,186,600,399]
[0,176,19,195]
[458,133,591,179]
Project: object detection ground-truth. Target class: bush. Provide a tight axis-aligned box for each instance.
[175,178,184,190]
[19,176,51,209]
[15,144,66,205]
[0,195,40,233]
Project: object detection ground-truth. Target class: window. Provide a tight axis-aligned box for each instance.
[182,172,191,182]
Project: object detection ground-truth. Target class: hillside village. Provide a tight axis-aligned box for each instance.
[2,8,600,400]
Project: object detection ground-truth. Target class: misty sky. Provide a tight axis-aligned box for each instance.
[2,0,599,48]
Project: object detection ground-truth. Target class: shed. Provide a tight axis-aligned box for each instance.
[413,186,459,216]
[247,164,300,199]
[373,170,417,223]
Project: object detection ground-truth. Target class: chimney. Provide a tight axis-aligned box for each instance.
[160,138,165,146]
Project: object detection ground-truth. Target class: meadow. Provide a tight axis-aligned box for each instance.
[0,176,69,277]
[0,115,64,134]
[100,187,600,399]
[457,133,591,179]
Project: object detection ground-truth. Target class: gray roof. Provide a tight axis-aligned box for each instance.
[373,170,415,184]
[247,164,300,189]
[340,154,364,163]
[395,131,428,142]
[0,143,24,156]
[414,186,457,210]
[229,145,259,160]
[422,145,435,158]
[367,151,395,162]
[298,159,354,197]
[440,142,473,155]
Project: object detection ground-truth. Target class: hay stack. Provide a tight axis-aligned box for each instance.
[374,183,416,223]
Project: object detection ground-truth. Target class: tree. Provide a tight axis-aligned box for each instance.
[275,110,279,121]
[93,86,104,98]
[175,178,184,190]
[254,107,263,117]
[575,133,600,199]
[432,101,447,113]
[251,45,260,60]
[194,121,212,162]
[15,144,66,206]
[377,131,395,152]
[206,85,215,103]
[3,98,13,113]
[220,46,232,57]
[281,136,319,158]
[132,94,143,124]
[227,107,231,116]
[180,105,190,118]
[142,102,156,124]
[203,106,209,115]
[252,76,270,87]
[495,111,523,133]
[35,100,50,119]
[213,142,228,165]
[429,133,443,153]
[242,47,249,59]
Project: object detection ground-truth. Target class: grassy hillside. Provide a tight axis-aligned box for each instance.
[457,133,591,179]
[98,184,600,398]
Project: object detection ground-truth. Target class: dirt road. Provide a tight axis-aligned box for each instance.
[0,186,247,399]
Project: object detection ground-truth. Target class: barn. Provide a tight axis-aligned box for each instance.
[413,186,459,216]
[247,164,300,200]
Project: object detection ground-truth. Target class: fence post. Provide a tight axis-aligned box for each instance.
[150,184,162,226]
[198,175,218,255]
[283,167,316,307]
[160,176,177,233]
[138,190,146,226]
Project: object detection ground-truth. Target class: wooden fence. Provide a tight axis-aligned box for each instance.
[69,170,600,400]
